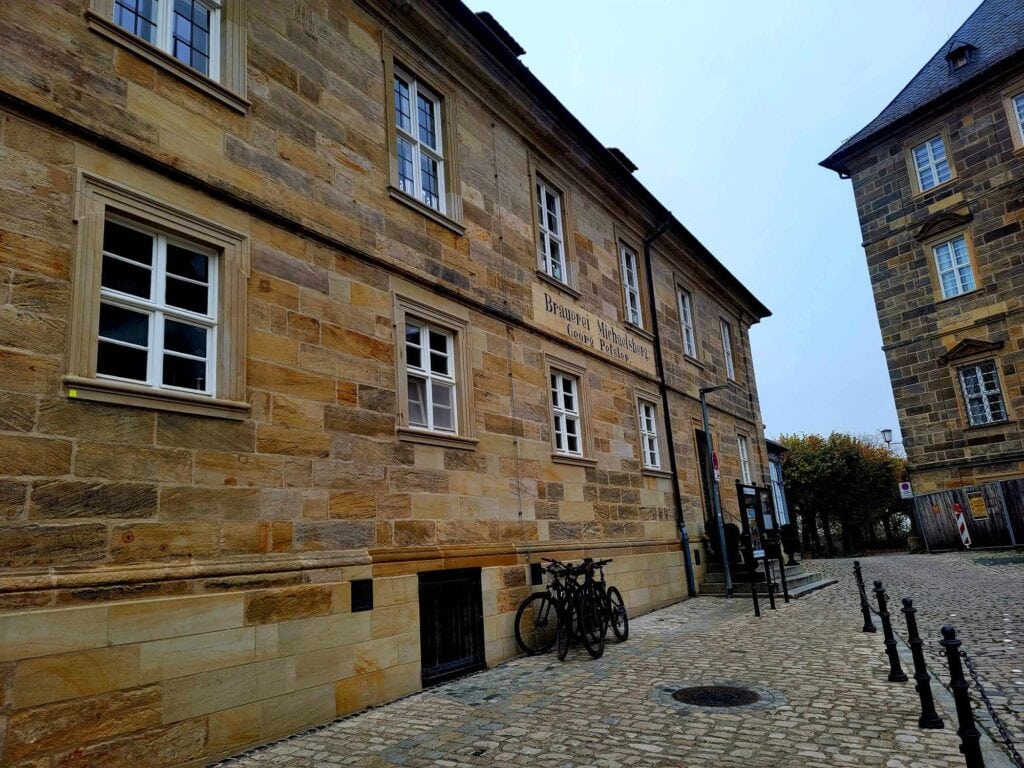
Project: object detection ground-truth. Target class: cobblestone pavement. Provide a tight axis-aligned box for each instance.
[220,563,979,768]
[813,551,1024,755]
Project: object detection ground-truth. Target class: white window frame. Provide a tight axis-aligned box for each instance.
[737,435,752,484]
[911,135,951,192]
[404,319,457,434]
[551,371,582,456]
[933,235,976,299]
[637,398,661,470]
[1012,92,1024,143]
[98,215,218,397]
[537,178,568,284]
[620,243,643,327]
[113,0,221,81]
[721,319,736,381]
[678,288,696,358]
[958,360,1007,426]
[393,68,446,214]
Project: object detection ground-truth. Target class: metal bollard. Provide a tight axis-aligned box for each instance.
[939,626,985,768]
[873,581,908,682]
[901,598,943,729]
[854,561,877,633]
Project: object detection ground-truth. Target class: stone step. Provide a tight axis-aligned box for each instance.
[703,564,805,583]
[701,574,836,598]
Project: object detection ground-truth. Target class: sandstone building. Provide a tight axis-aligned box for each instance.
[0,1,770,764]
[822,0,1024,547]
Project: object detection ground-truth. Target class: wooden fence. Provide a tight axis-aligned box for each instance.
[912,480,1024,551]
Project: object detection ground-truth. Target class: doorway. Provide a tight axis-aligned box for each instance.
[418,568,486,686]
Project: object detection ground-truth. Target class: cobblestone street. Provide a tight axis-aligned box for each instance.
[211,553,1024,768]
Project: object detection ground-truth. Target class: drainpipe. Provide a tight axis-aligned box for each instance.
[643,219,698,597]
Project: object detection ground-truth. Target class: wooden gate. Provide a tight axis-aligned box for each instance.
[418,568,485,687]
[913,481,1024,550]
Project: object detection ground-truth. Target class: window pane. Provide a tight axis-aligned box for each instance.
[99,302,149,346]
[549,240,562,280]
[394,76,412,132]
[397,138,415,195]
[164,318,207,357]
[934,243,953,272]
[163,353,206,391]
[428,329,447,353]
[166,276,209,314]
[104,220,154,265]
[432,382,454,431]
[405,324,422,369]
[102,255,152,299]
[420,154,440,210]
[407,375,427,427]
[417,93,437,150]
[430,351,449,376]
[114,0,158,42]
[166,243,209,282]
[97,340,148,381]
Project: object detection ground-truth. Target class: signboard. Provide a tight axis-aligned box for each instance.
[740,484,765,558]
[532,285,656,376]
[898,481,913,500]
[966,491,989,521]
[712,451,721,482]
[952,502,972,549]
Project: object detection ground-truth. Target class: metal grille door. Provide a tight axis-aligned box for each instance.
[418,568,485,686]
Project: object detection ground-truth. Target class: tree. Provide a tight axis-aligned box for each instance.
[778,432,908,557]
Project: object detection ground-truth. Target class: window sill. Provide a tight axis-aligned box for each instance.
[86,11,249,114]
[683,354,704,369]
[397,427,478,451]
[963,419,1012,433]
[387,186,465,236]
[625,322,654,342]
[551,452,597,467]
[642,467,673,479]
[935,288,982,306]
[535,270,581,299]
[63,375,250,421]
[911,177,957,200]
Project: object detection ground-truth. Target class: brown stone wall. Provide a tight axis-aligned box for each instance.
[844,66,1024,490]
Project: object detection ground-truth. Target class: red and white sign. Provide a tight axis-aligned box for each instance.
[952,503,972,549]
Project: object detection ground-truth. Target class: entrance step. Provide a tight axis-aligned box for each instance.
[700,573,836,598]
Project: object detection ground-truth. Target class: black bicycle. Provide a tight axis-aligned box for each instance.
[588,558,629,642]
[513,558,566,656]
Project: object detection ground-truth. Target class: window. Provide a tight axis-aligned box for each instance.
[637,399,661,470]
[537,178,568,284]
[769,459,790,525]
[911,136,952,192]
[67,171,248,419]
[404,321,456,433]
[113,0,220,79]
[550,371,582,456]
[737,435,752,484]
[1012,92,1024,143]
[720,320,736,380]
[958,360,1007,426]
[933,235,976,299]
[678,288,696,358]
[620,244,643,327]
[393,68,446,213]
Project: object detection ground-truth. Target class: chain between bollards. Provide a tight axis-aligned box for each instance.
[901,598,943,729]
[873,581,908,683]
[854,561,877,633]
[939,625,985,768]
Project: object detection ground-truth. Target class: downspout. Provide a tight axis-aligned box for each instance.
[643,219,698,597]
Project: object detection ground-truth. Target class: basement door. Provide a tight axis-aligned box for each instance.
[418,568,486,687]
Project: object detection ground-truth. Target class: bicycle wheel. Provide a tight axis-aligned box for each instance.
[556,601,572,661]
[607,586,629,642]
[514,592,558,655]
[577,592,605,659]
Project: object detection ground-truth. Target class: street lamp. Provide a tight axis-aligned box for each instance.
[881,428,893,452]
[700,384,732,597]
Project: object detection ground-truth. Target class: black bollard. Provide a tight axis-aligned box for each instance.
[901,598,943,729]
[873,581,908,682]
[854,561,877,632]
[939,626,985,768]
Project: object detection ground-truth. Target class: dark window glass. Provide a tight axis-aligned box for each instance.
[166,243,209,282]
[114,0,158,43]
[164,319,207,357]
[103,220,153,265]
[166,277,208,314]
[102,256,152,299]
[163,354,206,390]
[99,303,149,347]
[97,340,148,381]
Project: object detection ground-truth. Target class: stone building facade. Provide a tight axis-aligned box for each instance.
[822,0,1024,530]
[0,1,769,764]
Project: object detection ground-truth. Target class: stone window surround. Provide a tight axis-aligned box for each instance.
[613,222,653,337]
[674,275,702,365]
[999,76,1024,153]
[382,37,464,235]
[736,432,753,485]
[634,385,671,478]
[543,350,596,467]
[528,155,580,298]
[393,287,477,451]
[85,0,249,113]
[948,352,1014,430]
[902,125,957,197]
[67,170,250,420]
[920,228,981,304]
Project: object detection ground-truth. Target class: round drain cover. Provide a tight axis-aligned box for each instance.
[671,685,760,707]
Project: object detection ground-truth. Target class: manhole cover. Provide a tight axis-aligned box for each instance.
[671,685,760,707]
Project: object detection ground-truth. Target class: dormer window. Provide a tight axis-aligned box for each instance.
[945,43,976,73]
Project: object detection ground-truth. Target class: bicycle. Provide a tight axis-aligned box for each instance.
[513,558,566,656]
[555,558,606,660]
[587,558,629,642]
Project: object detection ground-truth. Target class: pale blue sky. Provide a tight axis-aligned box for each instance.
[474,0,979,444]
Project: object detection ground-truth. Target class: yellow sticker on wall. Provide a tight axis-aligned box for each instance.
[967,491,989,520]
[67,389,78,398]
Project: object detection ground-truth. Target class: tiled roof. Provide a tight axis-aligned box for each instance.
[822,0,1024,170]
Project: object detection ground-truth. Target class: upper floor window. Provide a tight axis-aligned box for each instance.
[911,136,952,192]
[933,234,976,299]
[958,360,1007,426]
[114,0,220,79]
[720,319,736,380]
[737,435,752,484]
[678,288,696,358]
[404,320,456,433]
[1012,92,1024,143]
[394,69,445,213]
[550,371,582,456]
[619,244,643,327]
[537,178,568,284]
[637,398,661,470]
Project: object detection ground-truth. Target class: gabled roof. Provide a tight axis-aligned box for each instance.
[821,0,1024,172]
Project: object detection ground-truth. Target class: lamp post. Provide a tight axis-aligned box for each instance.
[881,428,893,453]
[700,384,732,597]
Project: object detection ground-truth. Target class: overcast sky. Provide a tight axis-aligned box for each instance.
[472,0,979,445]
